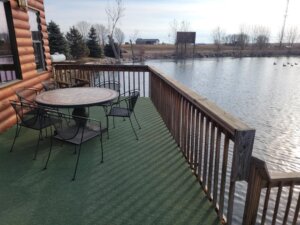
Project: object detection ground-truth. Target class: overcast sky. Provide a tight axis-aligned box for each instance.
[44,0,300,43]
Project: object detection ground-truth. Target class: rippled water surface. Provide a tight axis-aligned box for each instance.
[148,57,300,173]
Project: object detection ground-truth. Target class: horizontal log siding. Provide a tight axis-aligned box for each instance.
[0,0,51,133]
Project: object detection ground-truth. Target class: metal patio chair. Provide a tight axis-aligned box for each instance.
[97,81,121,105]
[44,111,104,181]
[105,90,141,140]
[42,79,58,91]
[10,100,54,159]
[15,87,39,104]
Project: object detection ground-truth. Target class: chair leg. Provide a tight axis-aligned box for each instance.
[44,135,53,170]
[72,144,82,181]
[106,116,109,139]
[129,117,138,140]
[133,111,141,129]
[73,145,77,154]
[113,116,115,128]
[10,125,21,152]
[100,133,103,163]
[33,130,42,160]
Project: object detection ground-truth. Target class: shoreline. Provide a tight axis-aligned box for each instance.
[122,44,300,61]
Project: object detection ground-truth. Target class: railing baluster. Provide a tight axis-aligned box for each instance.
[203,117,210,189]
[208,122,215,198]
[292,192,300,225]
[213,128,221,207]
[143,71,145,97]
[186,102,191,162]
[260,183,271,225]
[271,183,283,225]
[219,135,229,219]
[282,183,294,225]
[194,110,200,172]
[198,113,204,181]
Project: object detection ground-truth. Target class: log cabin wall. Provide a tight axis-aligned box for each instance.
[0,0,51,133]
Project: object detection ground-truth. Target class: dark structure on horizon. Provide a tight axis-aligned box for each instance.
[176,31,196,59]
[136,38,159,45]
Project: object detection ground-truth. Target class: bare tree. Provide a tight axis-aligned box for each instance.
[94,23,108,48]
[251,25,270,49]
[106,0,125,60]
[279,0,290,47]
[180,20,190,32]
[76,21,91,40]
[169,19,178,44]
[114,27,125,46]
[114,27,125,57]
[129,29,139,43]
[106,0,125,37]
[286,26,299,47]
[169,19,190,44]
[212,26,226,51]
[237,25,250,50]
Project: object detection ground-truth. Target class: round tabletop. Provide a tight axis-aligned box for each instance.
[35,87,119,108]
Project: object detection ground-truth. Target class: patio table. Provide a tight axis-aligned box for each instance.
[35,87,119,118]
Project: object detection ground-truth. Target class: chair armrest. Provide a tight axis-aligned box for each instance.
[56,80,72,88]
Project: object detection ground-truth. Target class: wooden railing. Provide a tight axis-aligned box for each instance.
[148,66,255,224]
[53,64,300,225]
[244,157,300,225]
[53,64,149,96]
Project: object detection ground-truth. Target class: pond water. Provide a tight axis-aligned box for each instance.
[147,57,300,173]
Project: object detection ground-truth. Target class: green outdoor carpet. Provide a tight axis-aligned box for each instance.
[0,98,220,225]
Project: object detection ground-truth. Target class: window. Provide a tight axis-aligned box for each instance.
[29,9,45,71]
[0,1,17,84]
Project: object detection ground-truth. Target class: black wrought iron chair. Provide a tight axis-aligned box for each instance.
[44,111,104,181]
[42,79,58,91]
[10,100,54,159]
[15,87,39,104]
[105,90,141,140]
[97,81,121,105]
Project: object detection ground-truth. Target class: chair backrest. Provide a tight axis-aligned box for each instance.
[42,80,57,91]
[98,81,120,93]
[15,87,38,104]
[47,111,84,141]
[10,100,41,127]
[127,90,140,112]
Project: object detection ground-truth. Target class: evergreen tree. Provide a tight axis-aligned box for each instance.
[47,21,69,56]
[66,26,89,59]
[87,26,102,58]
[104,43,122,58]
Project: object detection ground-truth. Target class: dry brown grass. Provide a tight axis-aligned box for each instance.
[121,43,300,60]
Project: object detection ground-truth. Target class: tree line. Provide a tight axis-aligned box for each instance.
[212,25,299,51]
[47,20,125,59]
[47,0,125,60]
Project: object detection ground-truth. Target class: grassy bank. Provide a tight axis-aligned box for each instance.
[122,43,300,60]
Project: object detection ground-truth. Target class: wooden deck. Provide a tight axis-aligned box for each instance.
[0,98,220,225]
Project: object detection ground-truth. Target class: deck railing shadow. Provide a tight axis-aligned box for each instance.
[53,63,300,225]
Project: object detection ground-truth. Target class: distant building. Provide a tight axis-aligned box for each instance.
[136,38,160,45]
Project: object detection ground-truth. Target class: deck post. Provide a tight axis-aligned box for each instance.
[243,157,268,225]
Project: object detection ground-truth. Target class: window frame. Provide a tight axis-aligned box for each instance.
[28,9,46,72]
[0,1,22,84]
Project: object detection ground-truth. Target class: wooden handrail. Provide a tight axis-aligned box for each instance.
[148,66,253,136]
[243,156,300,225]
